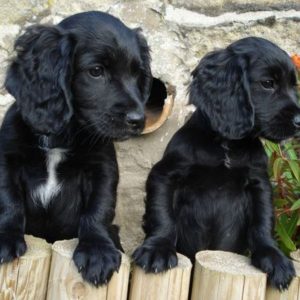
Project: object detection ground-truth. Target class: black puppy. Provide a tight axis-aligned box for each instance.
[133,37,300,290]
[1,11,152,286]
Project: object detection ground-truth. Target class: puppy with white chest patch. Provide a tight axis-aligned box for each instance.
[32,148,67,207]
[0,11,152,286]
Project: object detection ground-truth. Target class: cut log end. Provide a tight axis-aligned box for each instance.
[291,249,300,263]
[129,253,192,300]
[0,235,52,300]
[47,238,130,300]
[191,250,267,300]
[195,250,264,276]
[23,235,52,258]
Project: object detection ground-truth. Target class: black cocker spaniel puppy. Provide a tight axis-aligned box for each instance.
[133,37,300,290]
[1,11,152,286]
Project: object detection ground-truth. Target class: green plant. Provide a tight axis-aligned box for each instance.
[266,55,300,256]
[265,138,300,255]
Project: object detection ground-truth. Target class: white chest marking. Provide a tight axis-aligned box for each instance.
[33,148,67,207]
[221,142,231,169]
[224,153,231,168]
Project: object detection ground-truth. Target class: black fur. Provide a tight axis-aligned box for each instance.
[133,37,300,290]
[1,11,152,286]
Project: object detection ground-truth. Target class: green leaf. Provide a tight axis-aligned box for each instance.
[286,211,299,237]
[264,140,280,154]
[276,221,297,251]
[277,240,290,256]
[273,157,284,180]
[265,147,272,158]
[291,199,300,211]
[285,145,298,160]
[288,160,300,182]
[274,198,288,208]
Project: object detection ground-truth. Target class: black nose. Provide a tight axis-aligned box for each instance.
[125,111,145,129]
[293,115,300,128]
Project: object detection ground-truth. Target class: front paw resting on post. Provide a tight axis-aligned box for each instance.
[251,246,295,290]
[0,233,27,263]
[133,237,178,273]
[73,238,121,287]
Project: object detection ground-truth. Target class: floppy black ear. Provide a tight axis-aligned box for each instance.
[135,28,153,102]
[5,25,75,134]
[189,48,254,139]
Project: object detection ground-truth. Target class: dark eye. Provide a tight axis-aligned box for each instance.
[88,66,104,78]
[261,80,274,89]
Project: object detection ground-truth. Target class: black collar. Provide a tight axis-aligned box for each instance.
[37,134,72,151]
[38,135,51,151]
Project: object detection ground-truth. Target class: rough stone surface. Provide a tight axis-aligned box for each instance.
[165,6,300,28]
[0,1,51,25]
[0,0,299,254]
[170,0,300,16]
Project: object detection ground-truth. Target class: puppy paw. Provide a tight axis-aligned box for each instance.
[252,246,295,290]
[0,233,27,263]
[132,239,178,273]
[73,239,121,287]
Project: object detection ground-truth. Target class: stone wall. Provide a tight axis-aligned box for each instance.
[0,0,299,254]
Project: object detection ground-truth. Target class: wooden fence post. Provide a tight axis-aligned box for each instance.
[46,238,130,300]
[0,235,52,300]
[129,253,192,300]
[191,250,267,300]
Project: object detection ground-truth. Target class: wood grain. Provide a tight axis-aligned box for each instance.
[129,253,192,300]
[191,250,267,300]
[46,238,130,300]
[0,235,52,300]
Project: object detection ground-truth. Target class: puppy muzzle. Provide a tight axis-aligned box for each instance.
[125,111,145,132]
[293,114,300,128]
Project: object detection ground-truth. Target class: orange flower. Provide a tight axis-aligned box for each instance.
[291,54,300,69]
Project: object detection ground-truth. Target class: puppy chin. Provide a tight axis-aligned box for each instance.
[114,128,144,141]
[99,126,144,141]
[261,127,299,143]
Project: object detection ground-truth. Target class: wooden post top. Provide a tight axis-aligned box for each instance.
[195,250,266,276]
[22,235,52,259]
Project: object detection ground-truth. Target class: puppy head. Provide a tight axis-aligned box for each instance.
[190,37,300,141]
[242,38,300,142]
[5,11,152,139]
[5,25,74,135]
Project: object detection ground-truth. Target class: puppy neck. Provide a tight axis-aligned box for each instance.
[38,135,51,151]
[189,109,213,133]
[37,132,72,151]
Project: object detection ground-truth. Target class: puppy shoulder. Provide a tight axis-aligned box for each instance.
[0,103,19,126]
[0,103,25,138]
[165,110,208,152]
[0,103,34,154]
[245,138,268,168]
[164,125,192,154]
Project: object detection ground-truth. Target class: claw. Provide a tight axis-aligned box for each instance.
[142,264,146,270]
[78,266,83,273]
[104,279,108,285]
[0,258,3,264]
[94,279,98,286]
[279,284,287,292]
[283,284,288,291]
[154,268,158,273]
